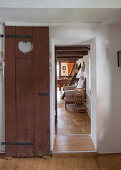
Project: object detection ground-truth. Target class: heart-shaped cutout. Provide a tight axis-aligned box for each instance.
[18,41,33,54]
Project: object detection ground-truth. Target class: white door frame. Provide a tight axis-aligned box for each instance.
[50,38,97,152]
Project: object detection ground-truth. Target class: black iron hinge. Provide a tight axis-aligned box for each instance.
[5,35,33,38]
[1,142,34,145]
[38,92,50,96]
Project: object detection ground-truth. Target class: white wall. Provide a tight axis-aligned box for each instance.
[90,38,97,149]
[0,24,5,152]
[49,38,56,151]
[96,24,121,153]
[0,70,5,153]
[1,23,121,154]
[77,52,91,117]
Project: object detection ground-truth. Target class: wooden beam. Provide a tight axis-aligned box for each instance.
[67,61,76,63]
[55,45,90,51]
[57,56,83,60]
[57,56,83,59]
[57,51,88,55]
[66,61,77,63]
[57,54,87,58]
[57,58,78,62]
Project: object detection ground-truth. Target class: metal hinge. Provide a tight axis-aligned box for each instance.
[38,92,49,96]
[1,142,34,145]
[5,35,33,38]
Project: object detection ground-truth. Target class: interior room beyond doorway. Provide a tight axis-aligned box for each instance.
[53,45,95,153]
[56,89,91,135]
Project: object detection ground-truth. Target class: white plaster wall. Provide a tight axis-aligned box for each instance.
[78,38,97,148]
[96,24,121,153]
[90,39,97,149]
[0,24,5,153]
[77,53,91,118]
[0,71,5,153]
[50,28,96,40]
[49,38,56,151]
[1,23,121,154]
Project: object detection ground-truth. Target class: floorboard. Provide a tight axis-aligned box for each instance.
[56,90,91,135]
[0,154,121,170]
[54,90,93,153]
[53,135,95,152]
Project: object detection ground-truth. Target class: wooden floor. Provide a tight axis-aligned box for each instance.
[0,154,121,170]
[53,135,95,152]
[56,90,91,135]
[54,90,93,153]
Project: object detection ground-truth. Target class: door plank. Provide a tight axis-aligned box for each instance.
[5,26,16,157]
[33,27,50,156]
[15,27,34,157]
[5,26,50,157]
[15,27,33,59]
[16,27,32,35]
[16,59,34,157]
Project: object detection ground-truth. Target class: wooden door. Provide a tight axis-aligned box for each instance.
[5,26,50,157]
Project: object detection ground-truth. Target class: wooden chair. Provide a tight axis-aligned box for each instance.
[73,90,86,112]
[65,78,86,111]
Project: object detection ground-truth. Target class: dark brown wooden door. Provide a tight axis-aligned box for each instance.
[5,26,50,157]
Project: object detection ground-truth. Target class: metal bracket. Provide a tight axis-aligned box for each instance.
[0,35,4,37]
[5,35,33,38]
[1,142,34,145]
[38,92,49,96]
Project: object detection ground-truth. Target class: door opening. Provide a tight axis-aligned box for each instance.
[53,45,95,153]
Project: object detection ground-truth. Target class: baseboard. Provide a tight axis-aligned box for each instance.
[98,151,121,154]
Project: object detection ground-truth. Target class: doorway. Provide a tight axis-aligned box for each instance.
[53,45,95,153]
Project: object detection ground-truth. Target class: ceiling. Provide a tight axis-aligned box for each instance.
[0,0,121,8]
[0,8,121,25]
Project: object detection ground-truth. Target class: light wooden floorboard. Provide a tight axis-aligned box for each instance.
[56,90,91,135]
[54,90,92,152]
[53,135,95,152]
[0,154,121,170]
